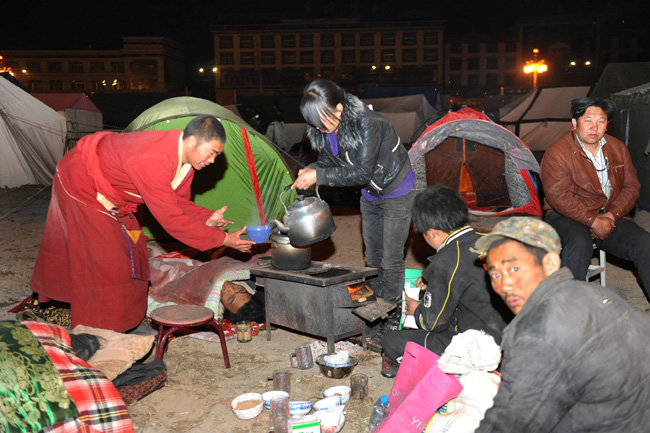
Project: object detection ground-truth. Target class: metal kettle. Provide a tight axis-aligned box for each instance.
[271,185,336,247]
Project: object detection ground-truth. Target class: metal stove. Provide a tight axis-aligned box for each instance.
[250,258,378,354]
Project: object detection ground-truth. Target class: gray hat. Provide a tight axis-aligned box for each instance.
[473,216,562,257]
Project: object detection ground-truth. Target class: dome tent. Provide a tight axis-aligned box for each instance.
[124,96,296,241]
[409,107,542,217]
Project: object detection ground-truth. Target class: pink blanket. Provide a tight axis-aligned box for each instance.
[148,254,264,305]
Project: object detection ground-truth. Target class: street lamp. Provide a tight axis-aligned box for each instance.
[523,48,548,89]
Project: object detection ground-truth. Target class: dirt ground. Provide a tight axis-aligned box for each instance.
[2,184,650,433]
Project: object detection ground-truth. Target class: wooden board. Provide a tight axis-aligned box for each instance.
[352,298,397,322]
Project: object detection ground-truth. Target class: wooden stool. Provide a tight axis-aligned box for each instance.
[149,304,231,369]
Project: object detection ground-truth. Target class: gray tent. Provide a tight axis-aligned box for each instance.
[362,94,436,144]
[590,62,650,99]
[611,82,650,207]
[498,86,591,151]
[0,76,66,188]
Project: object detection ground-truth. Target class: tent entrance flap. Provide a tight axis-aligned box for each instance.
[424,137,511,211]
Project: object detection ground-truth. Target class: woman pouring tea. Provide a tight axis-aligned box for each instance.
[292,79,415,345]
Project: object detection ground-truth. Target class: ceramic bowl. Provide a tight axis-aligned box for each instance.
[288,400,313,417]
[246,225,273,243]
[321,351,353,367]
[323,385,351,404]
[315,354,358,379]
[314,410,346,433]
[231,392,264,420]
[262,390,290,409]
[313,395,342,412]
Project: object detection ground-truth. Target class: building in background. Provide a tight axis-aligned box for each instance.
[1,37,185,94]
[210,19,445,103]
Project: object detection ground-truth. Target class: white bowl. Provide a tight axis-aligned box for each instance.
[313,395,342,412]
[231,392,264,420]
[314,410,346,433]
[323,385,351,404]
[262,390,290,409]
[288,400,313,417]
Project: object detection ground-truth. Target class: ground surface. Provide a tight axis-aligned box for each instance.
[2,184,649,433]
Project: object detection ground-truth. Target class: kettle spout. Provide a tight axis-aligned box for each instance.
[269,218,289,233]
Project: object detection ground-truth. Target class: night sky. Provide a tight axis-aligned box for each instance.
[2,0,644,62]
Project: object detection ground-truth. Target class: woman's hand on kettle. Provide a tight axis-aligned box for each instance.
[223,226,255,253]
[206,206,234,227]
[291,168,317,190]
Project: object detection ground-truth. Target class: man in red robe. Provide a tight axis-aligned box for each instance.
[31,115,255,332]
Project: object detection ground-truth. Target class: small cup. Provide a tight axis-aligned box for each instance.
[270,395,289,433]
[236,321,252,343]
[350,373,368,400]
[272,370,291,393]
[290,344,314,369]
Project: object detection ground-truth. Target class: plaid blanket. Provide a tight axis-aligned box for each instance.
[24,322,134,433]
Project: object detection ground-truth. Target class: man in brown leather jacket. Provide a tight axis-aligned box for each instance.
[540,97,650,301]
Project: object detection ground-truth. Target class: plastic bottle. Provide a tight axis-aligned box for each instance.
[368,394,390,431]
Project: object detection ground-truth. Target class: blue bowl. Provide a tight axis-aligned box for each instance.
[289,400,313,417]
[247,225,272,243]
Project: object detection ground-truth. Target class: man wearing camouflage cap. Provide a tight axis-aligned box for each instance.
[474,216,650,433]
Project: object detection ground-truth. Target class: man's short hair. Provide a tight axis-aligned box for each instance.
[412,184,470,233]
[183,115,226,144]
[222,290,265,323]
[473,216,561,258]
[571,97,617,121]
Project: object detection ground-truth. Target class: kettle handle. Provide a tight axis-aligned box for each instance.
[279,185,292,214]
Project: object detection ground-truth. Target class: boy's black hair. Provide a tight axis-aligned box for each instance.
[412,184,470,233]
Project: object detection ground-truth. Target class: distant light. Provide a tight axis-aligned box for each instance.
[212,67,218,73]
[533,48,539,54]
[384,65,390,70]
[22,69,27,73]
[199,67,205,73]
[371,65,377,70]
[585,61,591,66]
[570,61,576,66]
[537,64,548,73]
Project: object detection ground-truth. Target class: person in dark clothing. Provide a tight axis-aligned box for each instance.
[382,185,512,369]
[292,79,415,342]
[474,216,650,433]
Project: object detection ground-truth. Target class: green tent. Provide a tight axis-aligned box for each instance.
[123,96,295,241]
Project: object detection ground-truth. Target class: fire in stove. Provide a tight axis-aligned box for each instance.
[348,282,376,303]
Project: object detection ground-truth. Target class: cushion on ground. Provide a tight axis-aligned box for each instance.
[71,324,154,380]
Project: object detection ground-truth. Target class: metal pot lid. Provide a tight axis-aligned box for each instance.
[270,229,291,244]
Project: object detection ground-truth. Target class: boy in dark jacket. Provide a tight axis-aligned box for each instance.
[381,185,512,373]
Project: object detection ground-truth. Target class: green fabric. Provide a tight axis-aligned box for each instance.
[0,321,78,432]
[122,97,296,241]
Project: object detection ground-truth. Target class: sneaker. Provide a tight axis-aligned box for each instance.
[368,319,399,351]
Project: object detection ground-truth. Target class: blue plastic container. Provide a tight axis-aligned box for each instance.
[246,225,273,243]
